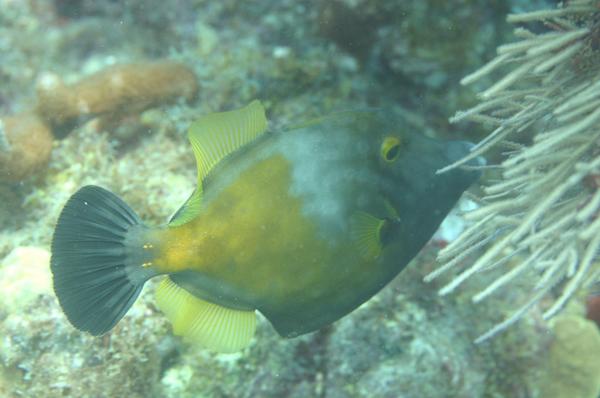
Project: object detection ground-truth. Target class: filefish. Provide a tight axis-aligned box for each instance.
[51,101,481,352]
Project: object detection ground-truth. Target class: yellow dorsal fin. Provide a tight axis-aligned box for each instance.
[156,277,257,353]
[350,211,386,260]
[189,100,268,182]
[169,100,268,227]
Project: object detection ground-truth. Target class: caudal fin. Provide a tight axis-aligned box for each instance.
[51,185,157,335]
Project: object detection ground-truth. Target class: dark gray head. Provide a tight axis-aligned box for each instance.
[279,109,482,248]
[365,112,482,253]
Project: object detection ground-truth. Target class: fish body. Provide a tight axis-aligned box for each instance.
[51,101,480,352]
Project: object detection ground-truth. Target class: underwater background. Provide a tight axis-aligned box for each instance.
[1,0,600,397]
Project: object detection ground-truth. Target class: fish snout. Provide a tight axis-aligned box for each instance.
[445,140,486,168]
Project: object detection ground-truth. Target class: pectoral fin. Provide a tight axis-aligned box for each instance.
[350,211,387,260]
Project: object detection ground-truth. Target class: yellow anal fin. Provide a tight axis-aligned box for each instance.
[169,100,268,227]
[155,277,256,353]
[350,211,386,260]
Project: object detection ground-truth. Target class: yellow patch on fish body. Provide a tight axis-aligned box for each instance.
[154,151,380,336]
[155,155,330,293]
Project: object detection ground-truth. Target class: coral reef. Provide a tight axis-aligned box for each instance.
[0,246,51,312]
[0,293,167,398]
[0,61,198,182]
[0,0,578,396]
[316,0,513,135]
[426,0,600,341]
[35,61,198,137]
[530,314,600,398]
[0,113,54,181]
[0,245,170,398]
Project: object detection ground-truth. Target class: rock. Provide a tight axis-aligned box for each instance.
[0,246,52,313]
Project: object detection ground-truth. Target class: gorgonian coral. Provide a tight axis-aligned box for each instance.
[426,0,600,341]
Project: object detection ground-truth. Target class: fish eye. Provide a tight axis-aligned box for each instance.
[380,136,402,163]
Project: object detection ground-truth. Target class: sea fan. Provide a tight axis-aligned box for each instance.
[425,0,600,342]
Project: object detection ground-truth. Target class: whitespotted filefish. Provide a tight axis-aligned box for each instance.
[51,101,481,352]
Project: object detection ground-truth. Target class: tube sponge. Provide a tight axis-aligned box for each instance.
[35,61,198,137]
[0,113,54,182]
